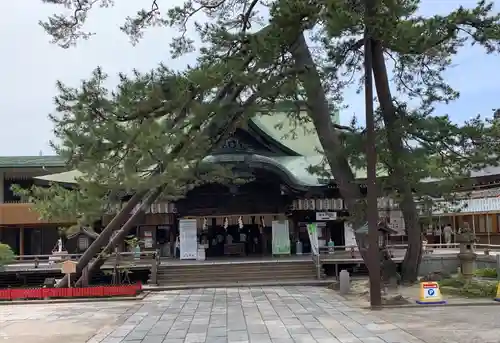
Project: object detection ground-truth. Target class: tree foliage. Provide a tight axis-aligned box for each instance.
[36,0,500,282]
[0,243,15,266]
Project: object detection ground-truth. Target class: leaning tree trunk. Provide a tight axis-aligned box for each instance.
[71,56,269,287]
[289,32,371,258]
[371,41,422,283]
[75,186,164,287]
[56,190,148,288]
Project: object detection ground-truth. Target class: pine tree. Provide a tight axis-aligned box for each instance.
[36,0,500,284]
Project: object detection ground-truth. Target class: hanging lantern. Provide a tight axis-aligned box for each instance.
[238,216,244,229]
[223,217,229,230]
[203,217,208,231]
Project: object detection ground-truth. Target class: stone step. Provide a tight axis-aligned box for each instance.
[159,261,314,270]
[146,279,332,291]
[158,264,316,273]
[155,261,319,286]
[157,270,317,280]
[157,275,318,285]
[157,269,317,279]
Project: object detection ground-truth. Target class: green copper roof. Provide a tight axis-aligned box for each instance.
[252,108,340,156]
[39,155,385,188]
[0,155,66,168]
[251,114,322,156]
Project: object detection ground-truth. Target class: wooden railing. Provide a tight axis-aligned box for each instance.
[5,251,158,272]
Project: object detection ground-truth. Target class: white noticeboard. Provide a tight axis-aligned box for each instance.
[179,219,198,260]
[315,211,337,221]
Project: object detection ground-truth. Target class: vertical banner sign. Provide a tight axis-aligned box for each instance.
[343,222,358,251]
[272,220,291,255]
[307,223,319,255]
[179,219,198,260]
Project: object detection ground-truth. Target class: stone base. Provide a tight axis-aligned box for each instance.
[416,300,447,305]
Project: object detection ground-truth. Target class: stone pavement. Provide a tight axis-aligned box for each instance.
[1,287,499,343]
[0,301,141,343]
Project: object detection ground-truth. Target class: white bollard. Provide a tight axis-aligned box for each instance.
[339,269,350,295]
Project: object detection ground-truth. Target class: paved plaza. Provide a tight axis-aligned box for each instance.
[0,287,499,343]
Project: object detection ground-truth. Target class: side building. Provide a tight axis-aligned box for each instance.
[0,156,67,256]
[419,168,500,245]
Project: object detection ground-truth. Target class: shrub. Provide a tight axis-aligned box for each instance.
[0,243,15,266]
[439,277,497,298]
[474,268,497,279]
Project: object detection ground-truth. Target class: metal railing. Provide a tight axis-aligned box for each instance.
[316,243,500,253]
[13,250,157,261]
[313,242,500,280]
[5,251,158,272]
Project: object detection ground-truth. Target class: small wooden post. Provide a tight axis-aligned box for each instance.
[19,226,24,259]
[452,215,457,245]
[81,265,89,287]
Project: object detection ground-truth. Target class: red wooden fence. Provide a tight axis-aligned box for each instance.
[0,283,142,300]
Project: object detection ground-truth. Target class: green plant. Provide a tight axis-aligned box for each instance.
[125,236,141,250]
[439,277,497,298]
[0,243,15,266]
[439,277,465,289]
[474,268,497,279]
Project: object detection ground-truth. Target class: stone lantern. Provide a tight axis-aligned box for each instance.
[456,226,478,280]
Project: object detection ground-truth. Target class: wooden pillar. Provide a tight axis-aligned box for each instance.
[19,226,24,259]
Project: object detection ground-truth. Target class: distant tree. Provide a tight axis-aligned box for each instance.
[37,0,500,284]
[0,243,15,267]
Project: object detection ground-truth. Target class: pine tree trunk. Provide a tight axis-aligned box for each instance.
[74,187,164,287]
[289,32,371,261]
[371,41,422,283]
[56,190,148,288]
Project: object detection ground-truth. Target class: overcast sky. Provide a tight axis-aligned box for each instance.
[0,1,498,156]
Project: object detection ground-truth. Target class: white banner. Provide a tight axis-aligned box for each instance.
[272,220,291,255]
[307,223,319,255]
[343,222,358,251]
[179,219,198,260]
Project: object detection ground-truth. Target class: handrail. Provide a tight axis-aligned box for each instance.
[316,243,500,251]
[12,251,157,263]
[12,243,500,262]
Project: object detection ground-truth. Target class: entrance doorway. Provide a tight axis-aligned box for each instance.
[205,223,266,258]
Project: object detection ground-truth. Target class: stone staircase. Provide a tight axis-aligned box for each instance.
[156,260,320,287]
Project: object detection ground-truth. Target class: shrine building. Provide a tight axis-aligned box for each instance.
[2,107,500,257]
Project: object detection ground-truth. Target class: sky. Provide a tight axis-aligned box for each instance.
[0,1,498,156]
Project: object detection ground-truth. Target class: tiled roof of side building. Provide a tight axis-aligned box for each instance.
[0,155,66,168]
